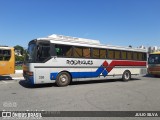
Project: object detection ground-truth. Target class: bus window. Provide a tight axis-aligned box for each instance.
[55,45,72,57]
[66,46,72,57]
[127,51,132,60]
[100,49,106,59]
[148,54,160,64]
[83,47,90,58]
[121,51,127,60]
[133,52,138,60]
[93,48,99,58]
[142,53,147,61]
[115,50,121,59]
[0,50,3,60]
[37,44,50,62]
[138,52,143,61]
[108,49,114,59]
[0,50,11,61]
[74,47,83,57]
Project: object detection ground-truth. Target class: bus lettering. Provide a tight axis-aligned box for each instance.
[66,60,93,65]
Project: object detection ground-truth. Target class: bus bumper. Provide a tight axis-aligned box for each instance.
[23,70,34,84]
[23,73,34,85]
[27,76,34,85]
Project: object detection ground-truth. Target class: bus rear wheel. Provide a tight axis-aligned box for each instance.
[56,72,71,87]
[122,70,131,81]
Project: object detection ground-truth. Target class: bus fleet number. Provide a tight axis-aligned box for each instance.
[39,76,44,79]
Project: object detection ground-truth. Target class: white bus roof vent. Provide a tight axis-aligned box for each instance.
[48,34,100,45]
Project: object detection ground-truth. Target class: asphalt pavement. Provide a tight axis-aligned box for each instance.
[0,70,23,80]
[0,74,160,120]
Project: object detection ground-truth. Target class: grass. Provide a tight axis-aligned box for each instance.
[15,65,22,70]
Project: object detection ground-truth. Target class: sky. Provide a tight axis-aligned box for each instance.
[0,0,160,48]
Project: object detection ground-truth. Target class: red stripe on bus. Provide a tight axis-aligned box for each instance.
[148,67,160,71]
[103,61,146,72]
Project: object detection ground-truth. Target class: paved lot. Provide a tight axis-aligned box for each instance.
[0,75,160,120]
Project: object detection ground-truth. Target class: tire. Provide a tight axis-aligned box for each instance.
[56,72,71,87]
[122,70,131,81]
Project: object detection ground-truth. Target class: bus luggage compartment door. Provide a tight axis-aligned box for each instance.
[35,68,51,84]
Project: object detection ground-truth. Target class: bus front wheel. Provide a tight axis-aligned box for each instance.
[122,70,131,81]
[56,72,71,87]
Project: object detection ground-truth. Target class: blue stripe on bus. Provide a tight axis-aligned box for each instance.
[50,65,108,80]
[71,72,96,78]
[50,73,58,80]
[102,70,108,77]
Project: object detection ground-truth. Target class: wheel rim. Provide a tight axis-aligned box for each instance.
[124,72,130,80]
[59,74,68,83]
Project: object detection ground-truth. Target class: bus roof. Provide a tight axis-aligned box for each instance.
[150,51,160,54]
[36,34,147,52]
[0,46,13,50]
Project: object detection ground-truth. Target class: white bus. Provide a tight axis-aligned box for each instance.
[23,34,147,87]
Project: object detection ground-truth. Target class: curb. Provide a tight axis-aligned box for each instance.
[15,70,23,74]
[12,77,24,80]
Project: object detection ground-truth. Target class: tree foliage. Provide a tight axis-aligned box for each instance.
[14,45,24,55]
[15,55,24,61]
[14,45,25,62]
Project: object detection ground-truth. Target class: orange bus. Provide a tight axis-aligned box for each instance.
[0,46,15,75]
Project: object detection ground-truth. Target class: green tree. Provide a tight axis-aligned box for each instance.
[14,45,24,55]
[14,45,25,62]
[15,55,24,61]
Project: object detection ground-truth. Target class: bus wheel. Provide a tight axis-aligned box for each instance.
[56,72,71,87]
[122,70,131,81]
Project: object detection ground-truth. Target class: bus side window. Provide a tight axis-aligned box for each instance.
[127,51,132,60]
[65,46,72,57]
[55,45,72,57]
[107,49,114,59]
[133,52,138,60]
[56,47,62,56]
[115,50,121,59]
[93,48,100,58]
[73,47,83,58]
[138,52,143,61]
[121,51,127,60]
[142,53,147,61]
[83,47,90,58]
[100,49,106,59]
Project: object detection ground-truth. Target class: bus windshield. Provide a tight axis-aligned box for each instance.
[26,43,37,63]
[148,54,160,64]
[25,42,50,63]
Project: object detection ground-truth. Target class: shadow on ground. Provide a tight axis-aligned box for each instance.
[19,80,55,89]
[19,78,141,89]
[143,74,160,78]
[0,76,13,81]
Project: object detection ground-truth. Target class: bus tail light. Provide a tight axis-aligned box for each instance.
[26,71,33,76]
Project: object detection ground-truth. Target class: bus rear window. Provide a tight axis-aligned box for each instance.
[0,49,11,61]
